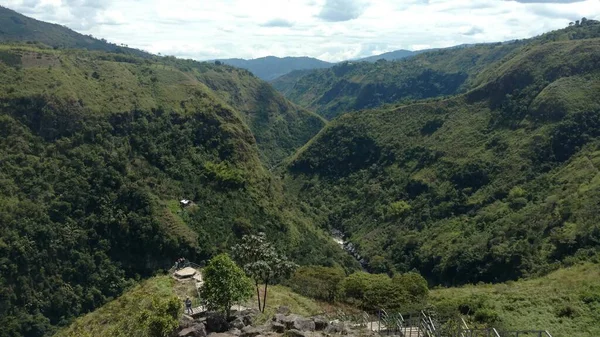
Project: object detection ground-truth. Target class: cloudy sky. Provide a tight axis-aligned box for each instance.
[3,0,600,62]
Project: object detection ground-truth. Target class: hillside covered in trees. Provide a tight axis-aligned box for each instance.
[283,26,600,286]
[0,44,351,337]
[273,19,600,120]
[0,6,150,58]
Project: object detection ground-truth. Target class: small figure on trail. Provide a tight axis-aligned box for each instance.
[185,297,193,315]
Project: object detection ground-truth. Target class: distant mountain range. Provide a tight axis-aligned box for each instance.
[355,49,423,62]
[216,56,333,81]
[216,50,428,81]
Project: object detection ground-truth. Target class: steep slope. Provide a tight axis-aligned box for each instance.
[0,5,150,58]
[283,37,600,287]
[217,56,333,81]
[274,21,600,120]
[0,6,326,166]
[191,64,326,167]
[272,43,519,119]
[0,45,351,337]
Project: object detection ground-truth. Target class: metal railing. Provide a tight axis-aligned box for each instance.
[353,309,553,337]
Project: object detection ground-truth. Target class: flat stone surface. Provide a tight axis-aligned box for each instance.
[175,267,197,278]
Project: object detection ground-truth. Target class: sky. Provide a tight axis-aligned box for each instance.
[3,0,600,62]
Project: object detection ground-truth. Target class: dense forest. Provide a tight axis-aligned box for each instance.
[284,27,600,286]
[273,19,600,120]
[0,45,352,337]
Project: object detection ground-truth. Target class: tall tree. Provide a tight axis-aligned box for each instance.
[232,233,297,312]
[199,254,253,318]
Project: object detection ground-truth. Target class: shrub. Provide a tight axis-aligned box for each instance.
[289,266,345,303]
[474,308,500,324]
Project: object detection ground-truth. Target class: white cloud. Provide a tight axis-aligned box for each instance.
[3,0,600,62]
[317,0,368,22]
[260,18,295,27]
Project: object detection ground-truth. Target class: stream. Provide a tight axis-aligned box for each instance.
[331,229,367,269]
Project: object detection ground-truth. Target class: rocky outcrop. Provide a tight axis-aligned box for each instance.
[206,313,230,333]
[174,306,379,337]
[179,323,207,337]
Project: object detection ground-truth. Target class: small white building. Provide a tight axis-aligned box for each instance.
[180,199,192,208]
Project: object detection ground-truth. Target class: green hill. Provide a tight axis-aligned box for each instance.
[0,45,350,337]
[273,21,600,120]
[283,35,600,286]
[431,263,600,337]
[192,64,326,167]
[0,6,150,58]
[272,43,520,119]
[0,6,326,166]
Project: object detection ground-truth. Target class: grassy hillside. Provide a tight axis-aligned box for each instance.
[54,276,180,337]
[431,263,600,337]
[56,263,600,337]
[218,56,333,81]
[283,36,600,287]
[0,6,150,58]
[0,5,326,166]
[273,21,600,119]
[0,45,351,337]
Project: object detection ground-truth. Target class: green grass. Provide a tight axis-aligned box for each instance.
[430,263,600,337]
[55,276,180,337]
[245,285,346,324]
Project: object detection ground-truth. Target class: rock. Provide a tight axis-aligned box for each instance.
[242,315,253,326]
[179,315,196,329]
[325,321,349,335]
[206,313,230,333]
[281,315,297,330]
[271,322,286,333]
[230,317,245,330]
[241,326,265,337]
[174,267,197,279]
[292,317,315,332]
[272,314,286,323]
[229,328,242,336]
[241,308,260,317]
[208,333,236,337]
[312,317,329,331]
[277,306,291,315]
[179,323,207,337]
[283,329,305,337]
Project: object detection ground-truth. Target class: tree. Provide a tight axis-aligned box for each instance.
[232,233,297,312]
[200,254,253,318]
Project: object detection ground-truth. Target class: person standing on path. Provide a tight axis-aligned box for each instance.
[185,297,193,315]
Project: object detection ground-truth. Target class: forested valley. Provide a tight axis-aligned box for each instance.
[2,5,600,337]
